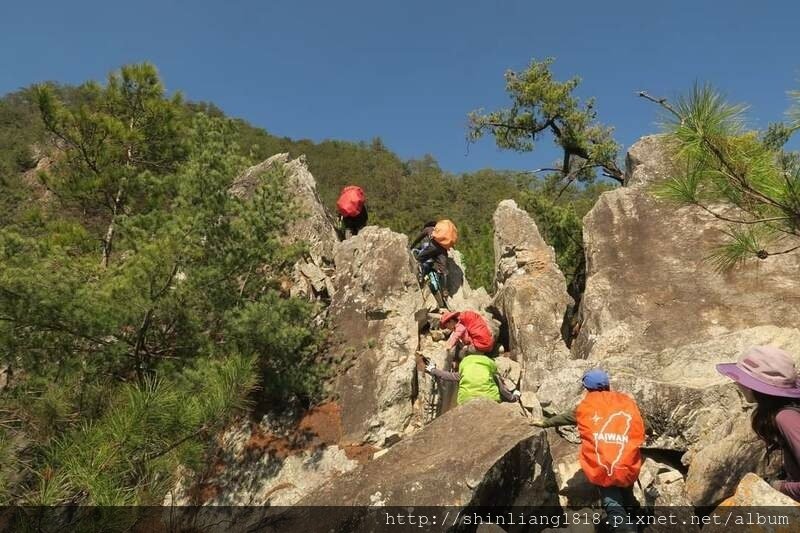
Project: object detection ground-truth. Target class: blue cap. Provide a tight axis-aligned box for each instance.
[582,369,610,391]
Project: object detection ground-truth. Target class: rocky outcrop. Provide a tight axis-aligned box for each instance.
[573,135,800,361]
[327,227,427,445]
[537,326,800,506]
[704,474,800,533]
[295,400,557,510]
[492,200,573,390]
[231,153,339,300]
[445,249,493,312]
[231,153,338,265]
[164,403,364,506]
[546,431,595,509]
[410,335,457,430]
[683,413,777,508]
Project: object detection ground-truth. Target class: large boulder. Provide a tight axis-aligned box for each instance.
[704,474,800,533]
[327,227,427,445]
[537,326,800,506]
[294,400,557,513]
[573,135,800,361]
[492,200,573,390]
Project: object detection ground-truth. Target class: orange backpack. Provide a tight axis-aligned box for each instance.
[336,186,365,217]
[431,219,458,249]
[575,390,644,487]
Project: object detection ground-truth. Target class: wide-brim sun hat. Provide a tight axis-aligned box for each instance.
[716,345,800,399]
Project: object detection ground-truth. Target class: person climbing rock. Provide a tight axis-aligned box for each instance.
[409,219,458,297]
[533,369,644,533]
[336,185,368,239]
[717,345,800,501]
[424,347,519,405]
[439,310,495,355]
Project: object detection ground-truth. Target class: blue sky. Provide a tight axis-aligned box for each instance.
[2,0,799,173]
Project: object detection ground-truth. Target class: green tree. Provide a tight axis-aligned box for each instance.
[0,65,322,504]
[469,58,623,187]
[36,63,186,268]
[640,86,800,270]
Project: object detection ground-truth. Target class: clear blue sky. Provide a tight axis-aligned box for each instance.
[2,0,799,174]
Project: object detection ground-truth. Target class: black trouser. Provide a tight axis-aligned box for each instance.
[414,240,448,293]
[340,206,368,238]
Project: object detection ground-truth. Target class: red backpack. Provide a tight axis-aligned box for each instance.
[459,311,495,353]
[575,390,645,487]
[336,186,365,217]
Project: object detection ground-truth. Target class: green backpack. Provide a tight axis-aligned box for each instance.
[457,354,500,404]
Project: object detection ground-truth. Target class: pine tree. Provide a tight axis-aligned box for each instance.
[468,58,623,187]
[0,64,323,504]
[640,85,800,270]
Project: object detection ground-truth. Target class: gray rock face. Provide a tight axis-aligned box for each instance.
[328,227,427,445]
[410,335,457,430]
[296,400,557,510]
[231,153,339,300]
[492,200,573,390]
[537,326,800,506]
[231,153,338,265]
[636,458,691,507]
[574,136,800,361]
[703,474,800,533]
[445,249,493,312]
[683,413,778,507]
[163,402,364,507]
[546,431,596,509]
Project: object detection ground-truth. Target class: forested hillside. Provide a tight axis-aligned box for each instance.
[0,63,611,505]
[2,83,611,292]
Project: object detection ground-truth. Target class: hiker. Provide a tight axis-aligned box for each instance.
[717,346,800,501]
[439,310,495,355]
[533,369,644,533]
[424,347,520,405]
[409,219,458,293]
[336,185,368,239]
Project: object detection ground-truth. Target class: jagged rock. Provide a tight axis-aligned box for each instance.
[636,458,691,508]
[546,431,596,509]
[164,404,361,506]
[492,200,573,390]
[519,391,543,419]
[328,227,427,445]
[410,336,456,431]
[290,259,335,301]
[294,400,557,515]
[684,413,778,507]
[712,472,800,507]
[623,134,677,187]
[445,249,493,311]
[537,326,800,506]
[231,153,338,265]
[573,135,800,361]
[703,474,800,533]
[495,355,522,389]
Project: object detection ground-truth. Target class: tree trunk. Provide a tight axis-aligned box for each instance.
[100,187,124,269]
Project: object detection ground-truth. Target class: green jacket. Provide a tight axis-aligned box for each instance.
[456,354,501,404]
[428,354,515,404]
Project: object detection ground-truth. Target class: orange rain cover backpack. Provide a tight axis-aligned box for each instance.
[431,219,458,249]
[336,186,366,217]
[575,390,645,487]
